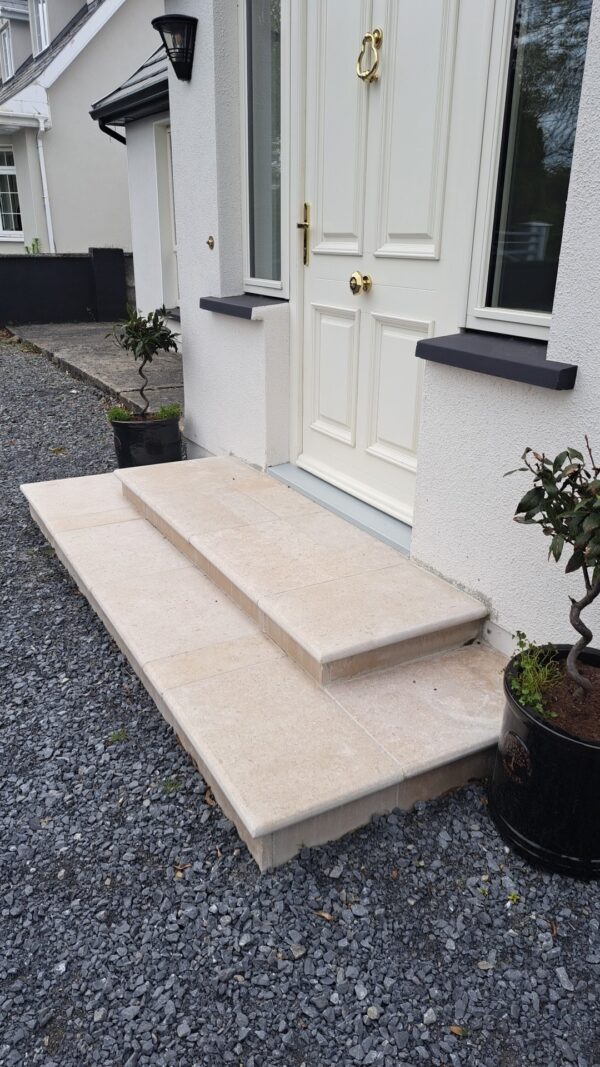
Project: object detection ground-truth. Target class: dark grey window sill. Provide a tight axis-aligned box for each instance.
[415,330,577,390]
[199,293,288,320]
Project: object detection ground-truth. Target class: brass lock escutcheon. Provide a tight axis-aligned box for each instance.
[356,28,383,83]
[349,271,373,295]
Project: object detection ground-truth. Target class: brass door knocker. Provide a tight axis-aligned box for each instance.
[356,28,383,83]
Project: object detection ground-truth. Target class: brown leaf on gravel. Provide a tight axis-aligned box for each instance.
[450,1025,468,1037]
[549,919,558,937]
[390,868,399,880]
[173,862,191,879]
[203,787,216,807]
[314,910,333,922]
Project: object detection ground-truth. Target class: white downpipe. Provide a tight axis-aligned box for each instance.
[36,119,55,253]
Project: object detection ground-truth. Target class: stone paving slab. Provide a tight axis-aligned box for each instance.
[12,321,184,414]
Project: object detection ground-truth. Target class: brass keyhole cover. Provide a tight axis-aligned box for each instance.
[349,271,373,295]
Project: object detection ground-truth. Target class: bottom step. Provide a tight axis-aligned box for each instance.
[21,470,505,869]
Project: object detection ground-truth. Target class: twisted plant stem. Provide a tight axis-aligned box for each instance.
[138,356,149,416]
[567,575,600,695]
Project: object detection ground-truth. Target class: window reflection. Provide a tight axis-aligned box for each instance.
[487,0,592,314]
[247,0,281,282]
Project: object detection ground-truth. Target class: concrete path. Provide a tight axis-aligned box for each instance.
[13,321,184,414]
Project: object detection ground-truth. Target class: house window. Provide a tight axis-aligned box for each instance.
[0,147,23,236]
[243,0,283,292]
[29,0,49,55]
[0,21,14,81]
[468,0,593,336]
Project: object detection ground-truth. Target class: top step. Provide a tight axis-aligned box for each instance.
[116,458,487,683]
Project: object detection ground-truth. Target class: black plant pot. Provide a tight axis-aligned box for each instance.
[489,644,600,878]
[110,416,182,469]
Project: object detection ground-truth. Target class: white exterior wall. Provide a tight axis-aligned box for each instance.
[166,0,290,468]
[412,0,600,653]
[42,0,162,253]
[125,113,167,313]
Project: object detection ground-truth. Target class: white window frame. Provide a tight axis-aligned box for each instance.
[0,20,14,81]
[29,0,49,56]
[239,0,290,298]
[0,145,24,241]
[466,0,556,341]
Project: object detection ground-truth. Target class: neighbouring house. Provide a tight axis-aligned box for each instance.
[89,46,179,314]
[0,0,162,255]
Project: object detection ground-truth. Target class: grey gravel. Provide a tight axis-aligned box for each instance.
[1,340,600,1067]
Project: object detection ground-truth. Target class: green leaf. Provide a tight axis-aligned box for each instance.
[516,488,544,514]
[565,549,585,574]
[553,450,569,472]
[583,514,600,534]
[550,535,565,562]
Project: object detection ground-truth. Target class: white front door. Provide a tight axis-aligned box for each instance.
[299,0,496,524]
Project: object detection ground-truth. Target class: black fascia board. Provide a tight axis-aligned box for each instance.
[90,82,169,127]
[415,331,577,390]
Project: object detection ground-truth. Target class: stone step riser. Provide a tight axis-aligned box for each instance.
[22,466,503,871]
[121,481,484,683]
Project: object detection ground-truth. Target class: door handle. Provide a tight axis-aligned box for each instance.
[349,271,373,295]
[297,202,310,266]
[356,28,383,83]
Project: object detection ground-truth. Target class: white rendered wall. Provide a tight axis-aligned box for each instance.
[412,0,600,653]
[166,0,290,468]
[41,0,162,253]
[125,114,166,313]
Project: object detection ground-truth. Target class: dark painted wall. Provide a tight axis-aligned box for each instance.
[0,249,127,324]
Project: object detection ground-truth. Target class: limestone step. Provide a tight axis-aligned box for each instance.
[116,458,487,683]
[21,470,505,870]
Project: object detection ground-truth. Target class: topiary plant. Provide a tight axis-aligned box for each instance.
[109,307,179,416]
[509,437,600,695]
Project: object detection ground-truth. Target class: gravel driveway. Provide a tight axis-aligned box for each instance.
[1,341,599,1067]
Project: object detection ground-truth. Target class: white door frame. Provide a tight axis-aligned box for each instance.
[288,0,307,466]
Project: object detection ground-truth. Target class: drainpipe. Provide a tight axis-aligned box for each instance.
[99,119,126,146]
[36,119,56,253]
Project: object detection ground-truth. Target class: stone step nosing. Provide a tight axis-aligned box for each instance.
[120,476,488,680]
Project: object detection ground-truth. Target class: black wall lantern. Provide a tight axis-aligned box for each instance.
[152,15,198,81]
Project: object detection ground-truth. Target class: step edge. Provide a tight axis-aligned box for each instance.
[121,478,489,669]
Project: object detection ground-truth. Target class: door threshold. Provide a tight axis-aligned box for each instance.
[268,463,411,556]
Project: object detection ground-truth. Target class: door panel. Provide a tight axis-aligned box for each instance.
[375,0,459,259]
[366,314,430,469]
[312,0,371,255]
[300,0,495,524]
[311,304,360,445]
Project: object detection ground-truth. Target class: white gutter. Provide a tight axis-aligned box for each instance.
[36,118,55,253]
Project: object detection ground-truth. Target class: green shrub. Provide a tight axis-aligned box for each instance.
[108,306,179,416]
[155,402,182,421]
[509,631,562,718]
[107,405,133,423]
[509,440,600,695]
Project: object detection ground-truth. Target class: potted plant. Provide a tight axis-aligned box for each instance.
[107,306,182,468]
[489,439,600,877]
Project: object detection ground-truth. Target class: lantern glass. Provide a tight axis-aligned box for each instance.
[152,15,198,81]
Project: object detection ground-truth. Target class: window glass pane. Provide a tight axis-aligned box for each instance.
[0,170,22,231]
[487,0,592,314]
[246,0,281,282]
[0,148,14,166]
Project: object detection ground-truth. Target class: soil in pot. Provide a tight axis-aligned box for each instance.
[543,661,600,742]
